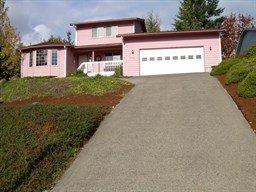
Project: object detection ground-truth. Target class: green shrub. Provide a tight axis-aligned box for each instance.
[93,74,103,79]
[238,70,256,97]
[68,70,87,78]
[114,66,123,77]
[210,58,242,76]
[226,62,255,84]
[0,104,108,192]
[244,45,256,58]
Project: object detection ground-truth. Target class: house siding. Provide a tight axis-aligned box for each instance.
[76,21,134,46]
[123,34,222,76]
[66,47,77,75]
[21,48,67,78]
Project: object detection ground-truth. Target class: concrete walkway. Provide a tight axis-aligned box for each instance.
[52,73,256,192]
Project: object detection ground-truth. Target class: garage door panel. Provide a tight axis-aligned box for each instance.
[140,47,204,76]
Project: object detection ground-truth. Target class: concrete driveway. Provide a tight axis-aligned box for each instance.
[52,73,256,192]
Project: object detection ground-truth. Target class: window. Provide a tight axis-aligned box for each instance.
[92,28,97,37]
[196,55,202,59]
[180,55,186,60]
[92,27,104,38]
[105,52,121,61]
[149,57,155,61]
[29,51,33,67]
[142,57,147,61]
[165,56,170,60]
[106,26,117,37]
[52,50,57,65]
[173,56,178,60]
[157,57,162,61]
[188,55,194,59]
[36,49,47,66]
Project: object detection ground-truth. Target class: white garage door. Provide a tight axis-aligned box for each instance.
[140,47,205,76]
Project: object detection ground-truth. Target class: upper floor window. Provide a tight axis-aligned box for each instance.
[92,26,118,38]
[29,51,33,67]
[106,26,117,37]
[36,49,47,66]
[52,50,57,65]
[92,27,104,38]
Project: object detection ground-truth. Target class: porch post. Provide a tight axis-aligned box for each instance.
[92,51,94,61]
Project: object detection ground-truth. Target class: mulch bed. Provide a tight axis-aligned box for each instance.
[217,75,256,133]
[2,84,134,107]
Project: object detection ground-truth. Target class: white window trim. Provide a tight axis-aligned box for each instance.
[92,26,118,38]
[108,26,118,37]
[36,49,48,66]
[29,51,33,67]
[75,29,77,46]
[92,27,105,38]
[51,49,58,66]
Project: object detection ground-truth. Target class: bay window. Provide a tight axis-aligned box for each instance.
[51,50,57,65]
[36,49,47,66]
[29,51,33,67]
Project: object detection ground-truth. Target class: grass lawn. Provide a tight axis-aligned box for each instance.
[0,75,130,102]
[0,75,133,191]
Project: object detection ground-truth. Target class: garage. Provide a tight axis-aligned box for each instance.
[140,47,204,76]
[120,29,222,76]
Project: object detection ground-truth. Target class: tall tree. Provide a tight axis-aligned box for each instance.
[66,30,73,44]
[0,0,21,80]
[145,10,161,32]
[42,35,67,44]
[41,32,73,45]
[221,13,254,58]
[174,0,225,30]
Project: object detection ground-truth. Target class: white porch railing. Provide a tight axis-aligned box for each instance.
[77,60,123,77]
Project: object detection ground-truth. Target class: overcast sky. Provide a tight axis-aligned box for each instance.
[5,0,256,45]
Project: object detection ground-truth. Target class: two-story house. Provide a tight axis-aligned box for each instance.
[20,17,222,77]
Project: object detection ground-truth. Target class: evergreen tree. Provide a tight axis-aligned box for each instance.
[42,35,66,44]
[0,0,21,80]
[174,0,225,30]
[42,31,73,45]
[66,30,73,44]
[145,10,161,32]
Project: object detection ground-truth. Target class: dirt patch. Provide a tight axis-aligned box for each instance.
[217,75,256,133]
[2,84,133,107]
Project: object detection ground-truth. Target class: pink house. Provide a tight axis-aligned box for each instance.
[20,17,222,77]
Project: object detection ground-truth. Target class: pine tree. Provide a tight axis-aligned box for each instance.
[145,10,161,32]
[0,0,21,80]
[66,30,73,44]
[41,32,73,45]
[174,0,225,30]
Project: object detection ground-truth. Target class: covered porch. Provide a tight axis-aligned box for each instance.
[74,43,123,76]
